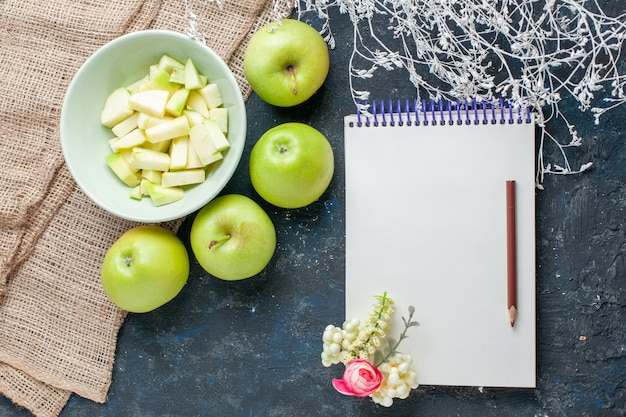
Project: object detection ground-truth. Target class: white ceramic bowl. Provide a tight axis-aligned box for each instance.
[60,30,246,223]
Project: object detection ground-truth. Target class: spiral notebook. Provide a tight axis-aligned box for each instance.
[344,99,536,388]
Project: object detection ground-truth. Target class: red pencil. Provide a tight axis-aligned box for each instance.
[506,180,517,327]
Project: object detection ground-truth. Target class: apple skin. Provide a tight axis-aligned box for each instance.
[190,194,276,281]
[243,19,329,107]
[101,225,189,313]
[249,122,334,209]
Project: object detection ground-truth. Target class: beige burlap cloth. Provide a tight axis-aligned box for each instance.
[0,1,292,416]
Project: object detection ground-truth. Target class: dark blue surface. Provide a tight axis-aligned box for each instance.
[2,3,626,417]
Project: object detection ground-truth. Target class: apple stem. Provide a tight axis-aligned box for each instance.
[288,65,297,95]
[208,235,231,249]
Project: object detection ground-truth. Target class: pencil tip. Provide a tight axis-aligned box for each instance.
[509,306,517,328]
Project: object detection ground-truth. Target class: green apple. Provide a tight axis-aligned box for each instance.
[190,194,276,281]
[243,19,329,107]
[101,225,189,313]
[249,122,334,208]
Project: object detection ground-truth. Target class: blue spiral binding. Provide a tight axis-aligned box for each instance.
[350,98,533,127]
[405,99,411,126]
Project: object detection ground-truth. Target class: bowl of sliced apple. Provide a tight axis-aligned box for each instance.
[60,30,246,223]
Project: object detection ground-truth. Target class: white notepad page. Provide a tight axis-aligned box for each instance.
[344,108,536,388]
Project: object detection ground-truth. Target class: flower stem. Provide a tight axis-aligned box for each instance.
[375,307,416,367]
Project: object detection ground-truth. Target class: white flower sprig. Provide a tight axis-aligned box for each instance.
[287,0,626,186]
[192,0,625,185]
[322,293,419,407]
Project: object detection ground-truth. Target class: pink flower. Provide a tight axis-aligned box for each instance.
[332,359,383,397]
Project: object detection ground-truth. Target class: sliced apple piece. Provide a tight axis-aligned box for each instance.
[158,54,184,73]
[199,83,223,109]
[110,128,147,152]
[187,142,223,169]
[169,67,185,85]
[165,88,190,117]
[145,115,190,143]
[189,123,218,166]
[111,112,140,138]
[118,148,136,171]
[137,113,173,130]
[149,64,160,80]
[126,75,149,93]
[161,169,205,188]
[202,151,223,167]
[209,107,228,133]
[101,87,134,128]
[136,112,151,129]
[169,136,188,171]
[144,181,184,206]
[128,89,169,118]
[142,139,171,153]
[203,119,230,152]
[129,184,143,200]
[186,140,205,169]
[184,58,205,90]
[140,178,152,197]
[183,109,204,127]
[105,153,141,187]
[186,90,210,118]
[129,147,171,171]
[146,69,179,94]
[141,169,162,185]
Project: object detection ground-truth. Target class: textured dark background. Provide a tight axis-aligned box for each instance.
[2,2,625,416]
